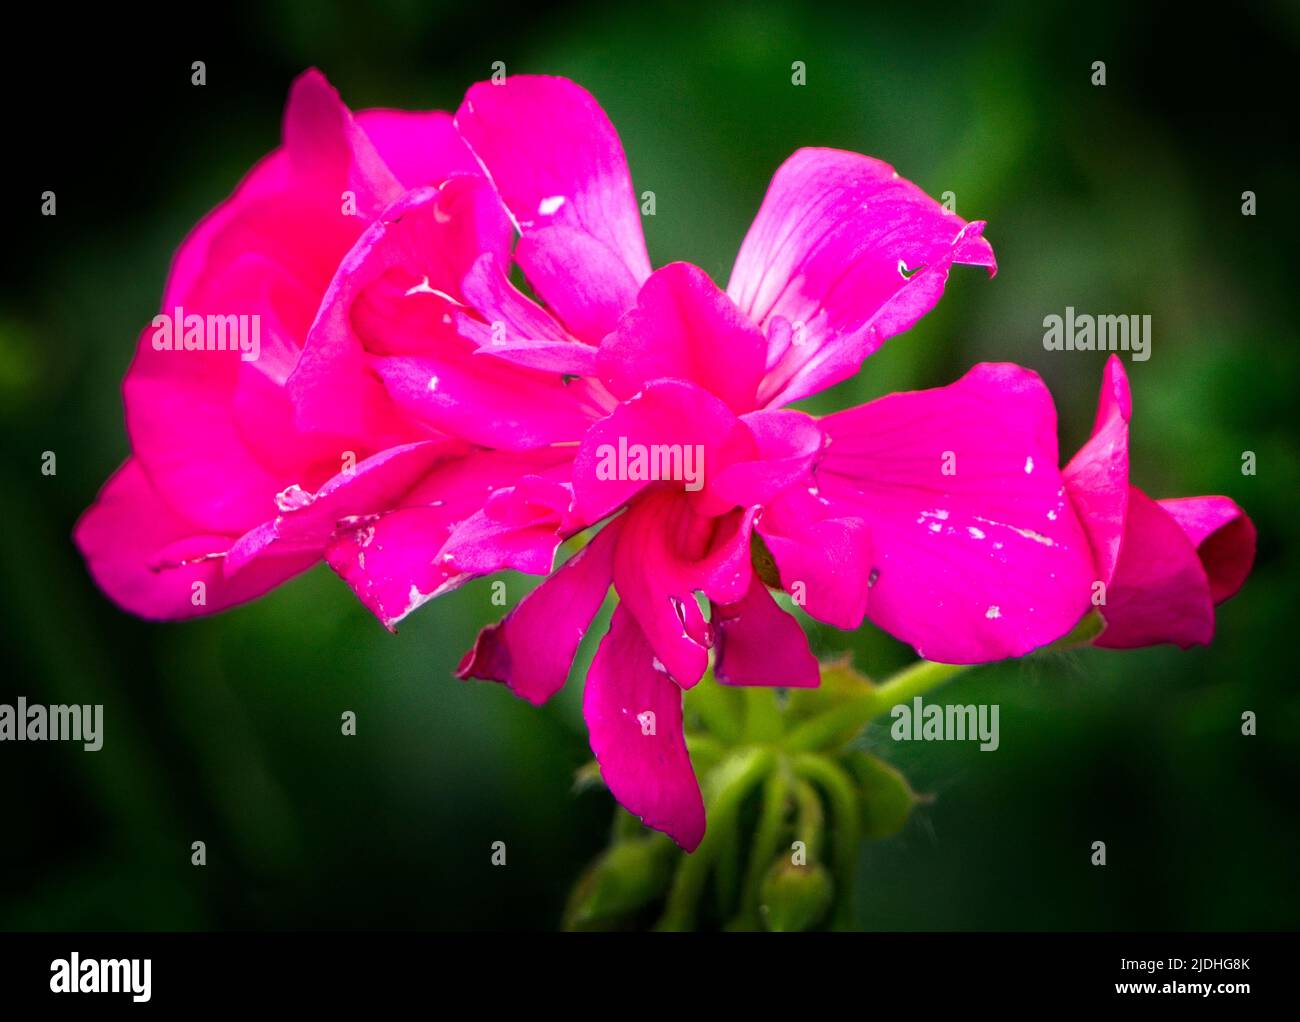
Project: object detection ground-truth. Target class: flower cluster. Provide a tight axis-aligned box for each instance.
[77,71,1254,851]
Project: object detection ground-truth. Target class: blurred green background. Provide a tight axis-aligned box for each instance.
[3,1,1297,930]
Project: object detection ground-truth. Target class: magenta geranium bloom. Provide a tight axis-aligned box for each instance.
[1064,356,1255,648]
[75,70,1246,852]
[76,70,510,620]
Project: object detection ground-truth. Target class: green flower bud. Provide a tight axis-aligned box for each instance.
[759,859,834,932]
[563,837,673,931]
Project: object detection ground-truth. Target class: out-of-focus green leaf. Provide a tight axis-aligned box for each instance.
[563,837,675,931]
[842,749,920,841]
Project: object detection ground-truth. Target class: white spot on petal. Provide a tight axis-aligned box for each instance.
[973,515,1056,547]
[275,484,314,512]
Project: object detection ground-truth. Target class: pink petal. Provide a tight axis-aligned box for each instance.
[224,439,462,572]
[438,472,575,577]
[514,225,644,344]
[1156,496,1255,605]
[480,471,575,526]
[1063,355,1132,585]
[126,71,481,536]
[354,109,481,191]
[324,447,573,629]
[712,578,819,688]
[290,178,512,439]
[457,252,597,375]
[583,605,705,852]
[597,262,767,414]
[458,519,621,705]
[372,349,597,450]
[712,408,825,509]
[713,409,868,631]
[74,461,315,620]
[86,73,529,623]
[439,509,561,579]
[453,76,651,342]
[1095,487,1215,649]
[283,69,403,216]
[127,176,359,533]
[815,363,1095,663]
[160,149,292,312]
[471,337,600,377]
[611,493,754,689]
[572,379,758,524]
[290,179,596,450]
[727,148,996,408]
[325,504,458,629]
[755,486,872,630]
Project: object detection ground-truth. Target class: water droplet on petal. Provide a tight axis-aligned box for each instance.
[275,484,314,512]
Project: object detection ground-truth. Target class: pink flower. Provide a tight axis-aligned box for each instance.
[760,362,1101,664]
[445,78,1102,848]
[78,71,1236,854]
[75,71,597,627]
[1064,356,1255,648]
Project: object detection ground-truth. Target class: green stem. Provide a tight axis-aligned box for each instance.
[612,807,644,843]
[792,778,825,860]
[684,733,727,776]
[686,669,745,744]
[733,764,792,930]
[783,613,1104,755]
[792,753,861,931]
[873,658,973,706]
[784,660,972,753]
[656,746,775,931]
[743,686,784,743]
[713,816,741,919]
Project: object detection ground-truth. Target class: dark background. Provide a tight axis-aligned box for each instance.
[2,1,1297,929]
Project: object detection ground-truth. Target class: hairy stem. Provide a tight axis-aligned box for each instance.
[792,753,861,931]
[734,764,793,930]
[784,659,972,753]
[656,746,775,931]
